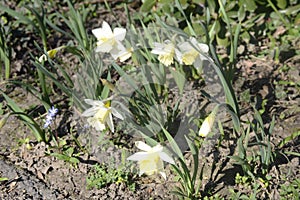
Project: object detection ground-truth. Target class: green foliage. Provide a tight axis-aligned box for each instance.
[46,139,81,165]
[279,178,300,199]
[139,0,300,76]
[0,177,8,182]
[0,90,46,142]
[86,162,135,190]
[278,130,300,149]
[230,109,277,180]
[170,135,204,199]
[0,0,299,198]
[0,21,11,80]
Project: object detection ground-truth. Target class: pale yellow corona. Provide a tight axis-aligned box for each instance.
[127,141,174,179]
[82,99,123,132]
[151,40,181,66]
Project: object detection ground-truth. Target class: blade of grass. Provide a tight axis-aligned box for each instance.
[0,91,45,141]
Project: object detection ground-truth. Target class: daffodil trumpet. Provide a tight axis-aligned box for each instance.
[82,98,123,132]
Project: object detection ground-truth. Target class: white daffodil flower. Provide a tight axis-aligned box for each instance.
[127,141,175,179]
[92,21,126,53]
[179,37,209,69]
[110,42,133,62]
[82,99,123,132]
[198,106,219,137]
[151,40,181,66]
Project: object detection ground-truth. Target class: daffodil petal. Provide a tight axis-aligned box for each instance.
[38,54,47,62]
[111,108,124,120]
[151,144,164,152]
[84,99,105,107]
[174,48,183,64]
[139,170,145,177]
[159,152,175,164]
[198,43,209,53]
[87,117,106,131]
[82,107,101,117]
[91,28,103,38]
[113,28,126,41]
[151,43,165,54]
[135,141,152,152]
[118,50,132,62]
[179,41,193,52]
[110,46,121,60]
[95,42,114,53]
[127,152,150,161]
[106,113,114,132]
[190,37,209,53]
[101,21,113,36]
[193,56,203,70]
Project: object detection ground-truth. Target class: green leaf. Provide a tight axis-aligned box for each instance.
[0,4,36,29]
[161,126,184,160]
[141,0,156,12]
[241,31,251,44]
[0,91,45,142]
[278,130,300,148]
[216,35,229,47]
[238,4,246,21]
[229,155,248,165]
[282,4,300,15]
[169,68,185,95]
[0,177,8,182]
[244,0,257,11]
[32,62,72,97]
[276,0,287,9]
[69,157,80,164]
[209,21,219,43]
[50,152,70,161]
[284,151,300,157]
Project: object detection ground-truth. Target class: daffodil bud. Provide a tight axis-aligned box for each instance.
[38,46,66,62]
[199,105,219,137]
[100,78,115,92]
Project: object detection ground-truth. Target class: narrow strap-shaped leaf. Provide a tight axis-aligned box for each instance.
[0,92,45,142]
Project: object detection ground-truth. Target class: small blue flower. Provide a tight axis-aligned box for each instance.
[44,106,58,129]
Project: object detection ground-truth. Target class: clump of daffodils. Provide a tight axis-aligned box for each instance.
[92,21,131,62]
[82,99,123,132]
[127,141,174,179]
[151,37,209,68]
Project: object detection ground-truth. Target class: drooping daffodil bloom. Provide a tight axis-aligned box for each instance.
[82,99,123,132]
[179,37,209,69]
[92,21,126,53]
[127,141,175,179]
[38,46,66,62]
[198,105,219,137]
[151,40,181,66]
